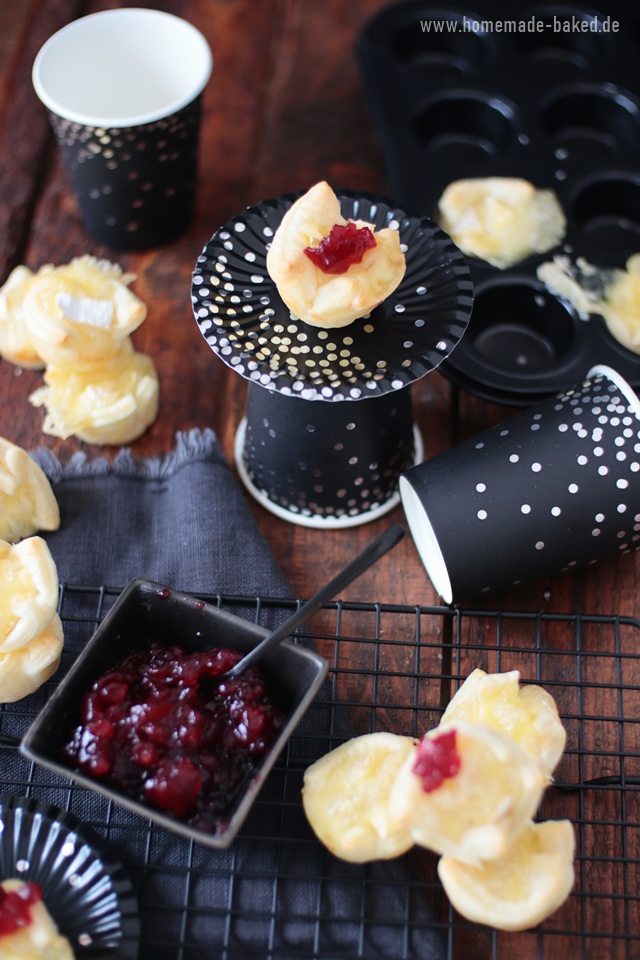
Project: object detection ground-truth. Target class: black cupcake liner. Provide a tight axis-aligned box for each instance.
[0,793,139,957]
[191,189,473,401]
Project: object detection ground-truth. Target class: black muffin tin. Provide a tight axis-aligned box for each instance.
[357,1,640,404]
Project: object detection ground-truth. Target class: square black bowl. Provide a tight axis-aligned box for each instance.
[21,578,328,848]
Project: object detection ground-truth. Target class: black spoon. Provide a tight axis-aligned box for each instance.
[217,523,405,681]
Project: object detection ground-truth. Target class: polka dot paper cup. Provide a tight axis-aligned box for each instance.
[400,366,640,604]
[32,9,212,250]
[236,381,421,528]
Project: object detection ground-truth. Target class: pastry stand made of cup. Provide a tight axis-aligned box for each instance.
[191,189,473,528]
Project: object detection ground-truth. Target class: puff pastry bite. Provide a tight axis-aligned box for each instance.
[387,722,546,864]
[0,265,44,368]
[22,255,146,366]
[441,668,566,779]
[538,253,640,354]
[266,181,406,328]
[29,338,159,446]
[438,819,575,932]
[438,177,566,269]
[0,436,60,544]
[302,732,416,863]
[0,613,63,703]
[0,537,59,653]
[0,879,74,959]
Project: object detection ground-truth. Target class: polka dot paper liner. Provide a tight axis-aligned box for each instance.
[400,366,640,604]
[0,793,139,957]
[192,190,473,401]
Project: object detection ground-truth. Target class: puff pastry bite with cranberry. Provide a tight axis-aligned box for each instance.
[0,879,74,959]
[0,436,60,544]
[266,181,406,328]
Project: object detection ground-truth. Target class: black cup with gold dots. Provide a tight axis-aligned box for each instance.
[33,9,212,250]
[193,189,473,528]
[48,98,203,250]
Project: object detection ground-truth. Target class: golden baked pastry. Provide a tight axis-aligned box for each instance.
[0,265,44,368]
[438,819,575,931]
[0,878,74,959]
[302,732,416,862]
[0,537,58,653]
[387,722,546,864]
[438,177,566,269]
[538,253,640,354]
[0,436,60,544]
[441,668,566,779]
[266,181,406,328]
[29,338,159,446]
[22,255,146,366]
[0,613,63,702]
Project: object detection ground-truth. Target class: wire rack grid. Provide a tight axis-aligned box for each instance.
[0,584,638,960]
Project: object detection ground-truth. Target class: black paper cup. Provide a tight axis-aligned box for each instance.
[235,382,422,528]
[32,9,212,250]
[400,365,640,603]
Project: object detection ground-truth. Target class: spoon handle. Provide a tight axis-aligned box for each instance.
[223,523,405,680]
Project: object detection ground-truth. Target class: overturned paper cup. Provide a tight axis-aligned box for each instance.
[32,8,212,250]
[400,366,640,603]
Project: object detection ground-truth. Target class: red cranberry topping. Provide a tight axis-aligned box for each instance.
[63,645,284,832]
[412,728,461,793]
[304,221,376,274]
[0,882,42,937]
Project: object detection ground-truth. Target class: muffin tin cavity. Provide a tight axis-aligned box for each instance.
[513,6,611,69]
[542,84,640,160]
[469,279,577,374]
[415,91,519,163]
[571,172,640,249]
[394,11,492,74]
[357,1,640,404]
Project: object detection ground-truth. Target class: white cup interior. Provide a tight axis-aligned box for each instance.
[32,8,213,127]
[399,475,453,604]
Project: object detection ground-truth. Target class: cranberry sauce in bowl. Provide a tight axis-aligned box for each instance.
[21,579,328,849]
[63,644,284,833]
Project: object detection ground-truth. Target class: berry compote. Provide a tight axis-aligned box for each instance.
[63,645,284,833]
[304,221,376,274]
[412,728,461,793]
[0,882,42,936]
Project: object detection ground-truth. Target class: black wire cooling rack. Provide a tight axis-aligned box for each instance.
[1,584,639,960]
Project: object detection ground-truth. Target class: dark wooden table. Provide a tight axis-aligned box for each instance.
[1,3,639,959]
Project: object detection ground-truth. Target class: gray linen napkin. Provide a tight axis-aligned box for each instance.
[20,429,445,960]
[31,428,289,596]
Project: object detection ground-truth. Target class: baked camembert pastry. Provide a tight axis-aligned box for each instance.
[0,266,44,369]
[1,255,159,446]
[0,879,74,959]
[0,536,63,702]
[266,181,406,328]
[538,253,640,355]
[301,670,574,930]
[29,339,160,446]
[0,436,60,544]
[438,177,566,269]
[21,255,146,367]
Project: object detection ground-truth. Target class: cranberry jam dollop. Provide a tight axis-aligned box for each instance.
[0,881,42,937]
[63,645,284,832]
[412,728,461,793]
[304,221,376,274]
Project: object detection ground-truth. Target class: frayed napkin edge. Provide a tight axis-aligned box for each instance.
[29,428,225,483]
